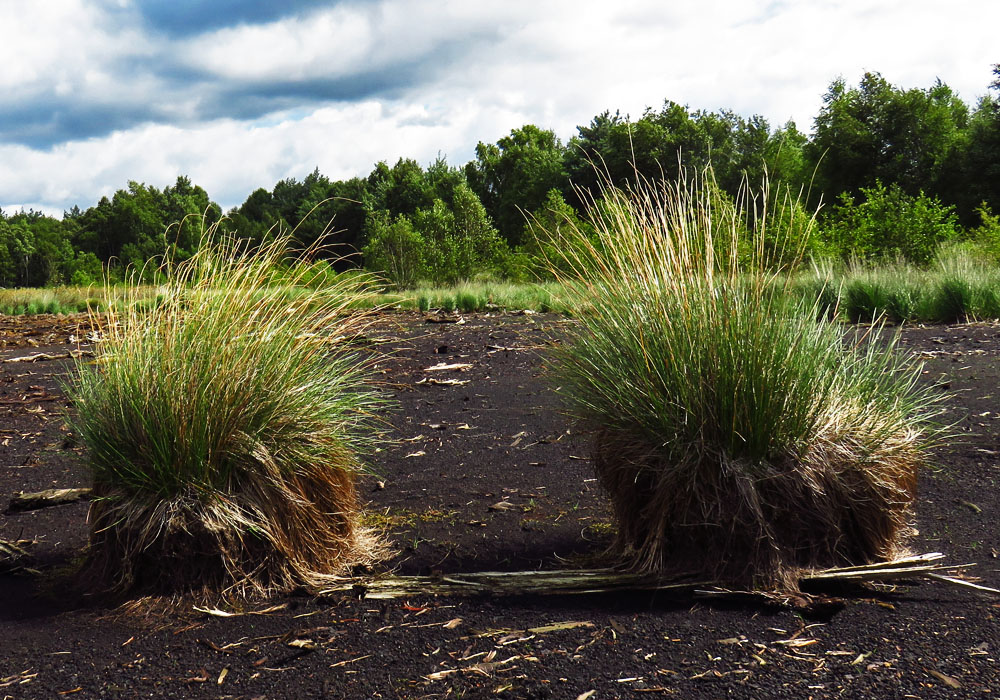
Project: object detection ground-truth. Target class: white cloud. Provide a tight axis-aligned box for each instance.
[183,8,376,82]
[0,99,501,215]
[0,1,154,92]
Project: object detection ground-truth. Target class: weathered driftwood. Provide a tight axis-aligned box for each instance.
[925,572,1000,595]
[2,349,93,363]
[810,551,945,572]
[6,487,92,513]
[318,553,1000,600]
[326,569,696,599]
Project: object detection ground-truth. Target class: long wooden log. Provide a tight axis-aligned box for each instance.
[318,554,998,600]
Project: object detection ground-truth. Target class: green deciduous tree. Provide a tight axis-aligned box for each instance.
[0,211,79,287]
[367,158,435,217]
[75,177,220,275]
[958,65,1000,219]
[361,211,426,288]
[447,182,509,280]
[163,176,220,259]
[21,213,75,286]
[466,125,567,246]
[809,73,969,207]
[0,216,34,286]
[519,189,594,278]
[565,104,809,208]
[363,183,509,287]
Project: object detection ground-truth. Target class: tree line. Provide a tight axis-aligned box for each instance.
[2,68,999,288]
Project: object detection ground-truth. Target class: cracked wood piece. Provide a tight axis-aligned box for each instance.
[2,349,93,363]
[6,487,92,513]
[317,554,992,600]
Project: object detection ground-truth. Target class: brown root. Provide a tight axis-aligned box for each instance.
[592,425,920,590]
[80,462,384,601]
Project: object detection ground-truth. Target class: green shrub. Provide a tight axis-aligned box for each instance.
[362,211,427,289]
[364,183,511,288]
[520,189,597,279]
[822,182,960,265]
[67,229,386,598]
[964,204,1000,262]
[545,168,941,588]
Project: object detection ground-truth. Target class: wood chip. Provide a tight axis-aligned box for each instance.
[926,668,962,689]
[424,362,473,372]
[423,314,465,324]
[489,501,516,511]
[527,621,594,634]
[330,654,371,668]
[425,669,459,681]
[416,377,470,386]
[775,638,819,648]
[925,573,1000,595]
[193,606,236,617]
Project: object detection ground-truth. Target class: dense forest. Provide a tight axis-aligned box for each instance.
[2,69,999,288]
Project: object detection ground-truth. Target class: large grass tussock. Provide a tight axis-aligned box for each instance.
[67,231,386,599]
[547,171,941,589]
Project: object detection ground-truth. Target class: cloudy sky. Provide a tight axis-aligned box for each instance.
[1,0,997,216]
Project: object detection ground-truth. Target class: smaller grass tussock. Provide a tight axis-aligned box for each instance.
[0,287,103,316]
[375,280,569,313]
[788,246,1000,325]
[545,169,942,589]
[66,229,386,599]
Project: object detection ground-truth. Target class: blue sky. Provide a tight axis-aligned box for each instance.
[1,0,997,215]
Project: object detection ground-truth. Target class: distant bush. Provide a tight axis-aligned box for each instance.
[962,204,1000,263]
[519,189,597,279]
[821,182,960,265]
[364,183,510,288]
[362,212,427,289]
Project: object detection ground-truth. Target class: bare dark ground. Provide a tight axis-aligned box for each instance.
[1,311,999,699]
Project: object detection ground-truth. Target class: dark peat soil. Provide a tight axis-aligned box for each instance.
[1,311,999,699]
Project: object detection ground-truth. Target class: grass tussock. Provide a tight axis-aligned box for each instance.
[788,247,1000,325]
[546,170,941,589]
[67,229,386,600]
[0,286,103,315]
[369,280,570,313]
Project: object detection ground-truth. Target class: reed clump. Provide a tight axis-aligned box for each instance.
[66,228,385,599]
[546,170,941,589]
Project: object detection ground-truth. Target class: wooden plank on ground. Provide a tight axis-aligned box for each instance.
[6,487,92,513]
